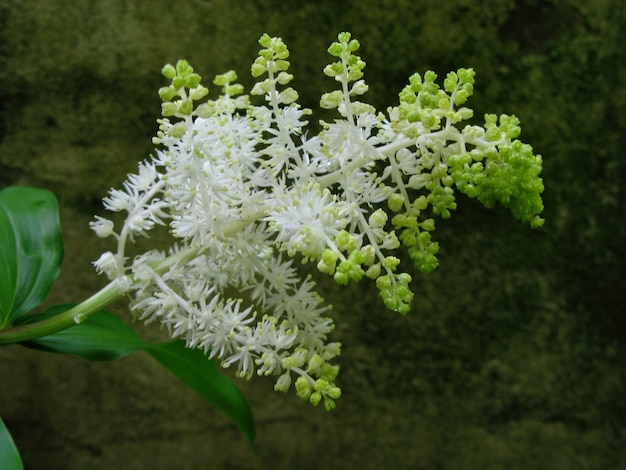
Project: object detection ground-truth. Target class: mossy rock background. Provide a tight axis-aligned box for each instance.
[0,0,624,468]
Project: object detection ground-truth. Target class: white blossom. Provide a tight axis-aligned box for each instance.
[89,33,544,409]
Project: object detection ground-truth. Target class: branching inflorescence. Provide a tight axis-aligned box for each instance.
[90,33,544,410]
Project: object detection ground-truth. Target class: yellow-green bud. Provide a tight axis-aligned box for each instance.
[388,193,404,212]
[310,391,322,406]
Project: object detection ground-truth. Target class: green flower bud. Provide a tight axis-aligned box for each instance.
[458,107,473,120]
[350,80,368,96]
[348,249,365,265]
[320,90,343,109]
[194,101,216,118]
[161,63,176,79]
[407,110,421,123]
[226,84,244,96]
[448,154,469,168]
[443,71,458,93]
[361,245,376,265]
[251,62,266,78]
[334,270,350,285]
[368,208,388,228]
[175,59,194,77]
[399,85,417,104]
[334,259,364,284]
[314,378,330,391]
[392,213,417,230]
[170,120,191,139]
[382,231,400,250]
[413,195,429,211]
[485,126,501,141]
[347,38,360,52]
[337,32,352,43]
[189,85,208,101]
[365,263,381,279]
[324,398,337,411]
[172,76,186,90]
[348,67,364,82]
[258,33,272,48]
[420,218,435,231]
[382,256,400,271]
[424,70,437,83]
[185,73,201,88]
[323,62,344,78]
[213,70,238,86]
[409,72,422,92]
[282,356,298,369]
[376,273,413,315]
[335,230,357,252]
[251,79,272,96]
[388,193,404,212]
[327,42,344,57]
[295,376,312,400]
[421,110,439,129]
[269,59,289,74]
[307,354,324,373]
[326,386,341,400]
[178,99,193,116]
[531,216,545,228]
[317,259,335,275]
[274,372,291,393]
[484,113,498,126]
[277,71,294,85]
[454,89,470,105]
[161,102,178,117]
[457,68,475,83]
[310,391,322,406]
[158,86,177,102]
[279,87,299,104]
[317,249,339,273]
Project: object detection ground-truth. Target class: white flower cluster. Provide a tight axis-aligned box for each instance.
[90,32,543,409]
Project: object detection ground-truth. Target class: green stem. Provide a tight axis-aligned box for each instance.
[0,244,204,345]
[0,216,255,346]
[0,281,123,345]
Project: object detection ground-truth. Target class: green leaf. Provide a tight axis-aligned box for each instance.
[20,305,146,361]
[0,187,63,329]
[21,306,255,445]
[0,417,24,470]
[146,341,256,448]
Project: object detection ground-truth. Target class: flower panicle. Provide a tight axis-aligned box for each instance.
[91,32,544,407]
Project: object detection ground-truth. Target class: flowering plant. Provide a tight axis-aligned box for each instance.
[0,32,543,465]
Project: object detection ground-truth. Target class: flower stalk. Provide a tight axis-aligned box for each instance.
[0,281,123,344]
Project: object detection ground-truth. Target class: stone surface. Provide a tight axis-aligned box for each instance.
[1,1,624,468]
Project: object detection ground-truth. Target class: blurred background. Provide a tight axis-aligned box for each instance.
[0,0,624,468]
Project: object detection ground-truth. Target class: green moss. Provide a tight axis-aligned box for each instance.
[0,0,624,467]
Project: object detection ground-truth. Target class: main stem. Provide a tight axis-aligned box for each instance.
[0,281,123,344]
[0,245,204,345]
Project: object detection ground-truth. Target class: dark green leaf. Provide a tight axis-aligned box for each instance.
[147,341,256,448]
[0,417,24,470]
[21,305,146,361]
[0,187,63,328]
[22,306,255,445]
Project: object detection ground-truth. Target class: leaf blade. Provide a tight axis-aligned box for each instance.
[0,417,24,470]
[147,341,256,448]
[0,187,63,327]
[22,307,147,361]
[22,307,256,445]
